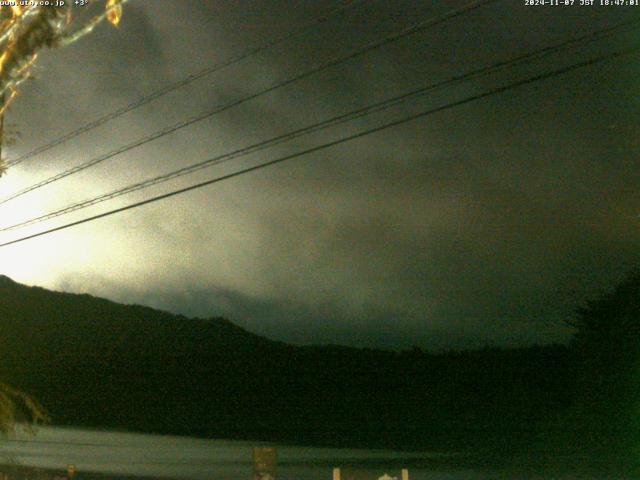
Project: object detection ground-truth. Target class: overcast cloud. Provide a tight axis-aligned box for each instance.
[0,0,637,350]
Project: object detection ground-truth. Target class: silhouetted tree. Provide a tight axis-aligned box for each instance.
[570,271,640,359]
[566,270,640,453]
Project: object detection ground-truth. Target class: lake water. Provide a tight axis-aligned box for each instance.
[0,426,626,480]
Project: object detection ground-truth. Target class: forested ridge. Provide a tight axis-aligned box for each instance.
[0,273,637,469]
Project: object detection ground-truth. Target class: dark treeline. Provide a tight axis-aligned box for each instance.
[0,273,637,468]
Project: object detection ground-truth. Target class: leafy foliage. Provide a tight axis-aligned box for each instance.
[570,270,640,365]
[559,270,640,460]
[0,382,48,434]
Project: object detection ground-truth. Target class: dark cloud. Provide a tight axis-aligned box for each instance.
[1,0,638,350]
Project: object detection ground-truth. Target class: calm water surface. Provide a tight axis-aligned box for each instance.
[0,426,626,480]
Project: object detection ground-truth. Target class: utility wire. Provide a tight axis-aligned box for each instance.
[1,19,636,234]
[0,45,635,249]
[5,0,370,168]
[0,0,495,206]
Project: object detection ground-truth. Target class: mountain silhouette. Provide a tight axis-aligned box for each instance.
[0,275,573,451]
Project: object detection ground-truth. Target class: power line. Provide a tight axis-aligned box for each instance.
[1,19,636,234]
[4,0,370,168]
[0,0,495,206]
[0,45,635,249]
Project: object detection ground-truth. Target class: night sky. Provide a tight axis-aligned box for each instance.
[0,0,637,350]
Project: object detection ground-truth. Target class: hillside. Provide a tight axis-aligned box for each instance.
[0,275,574,451]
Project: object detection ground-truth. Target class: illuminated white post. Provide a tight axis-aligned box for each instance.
[333,467,341,480]
[401,469,408,480]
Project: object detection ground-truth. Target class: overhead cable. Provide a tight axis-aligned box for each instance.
[1,19,637,234]
[5,0,370,168]
[0,0,495,206]
[0,45,635,248]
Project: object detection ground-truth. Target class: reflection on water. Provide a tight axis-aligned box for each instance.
[0,426,472,480]
[0,426,623,480]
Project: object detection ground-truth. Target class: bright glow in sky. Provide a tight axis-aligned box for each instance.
[0,0,637,350]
